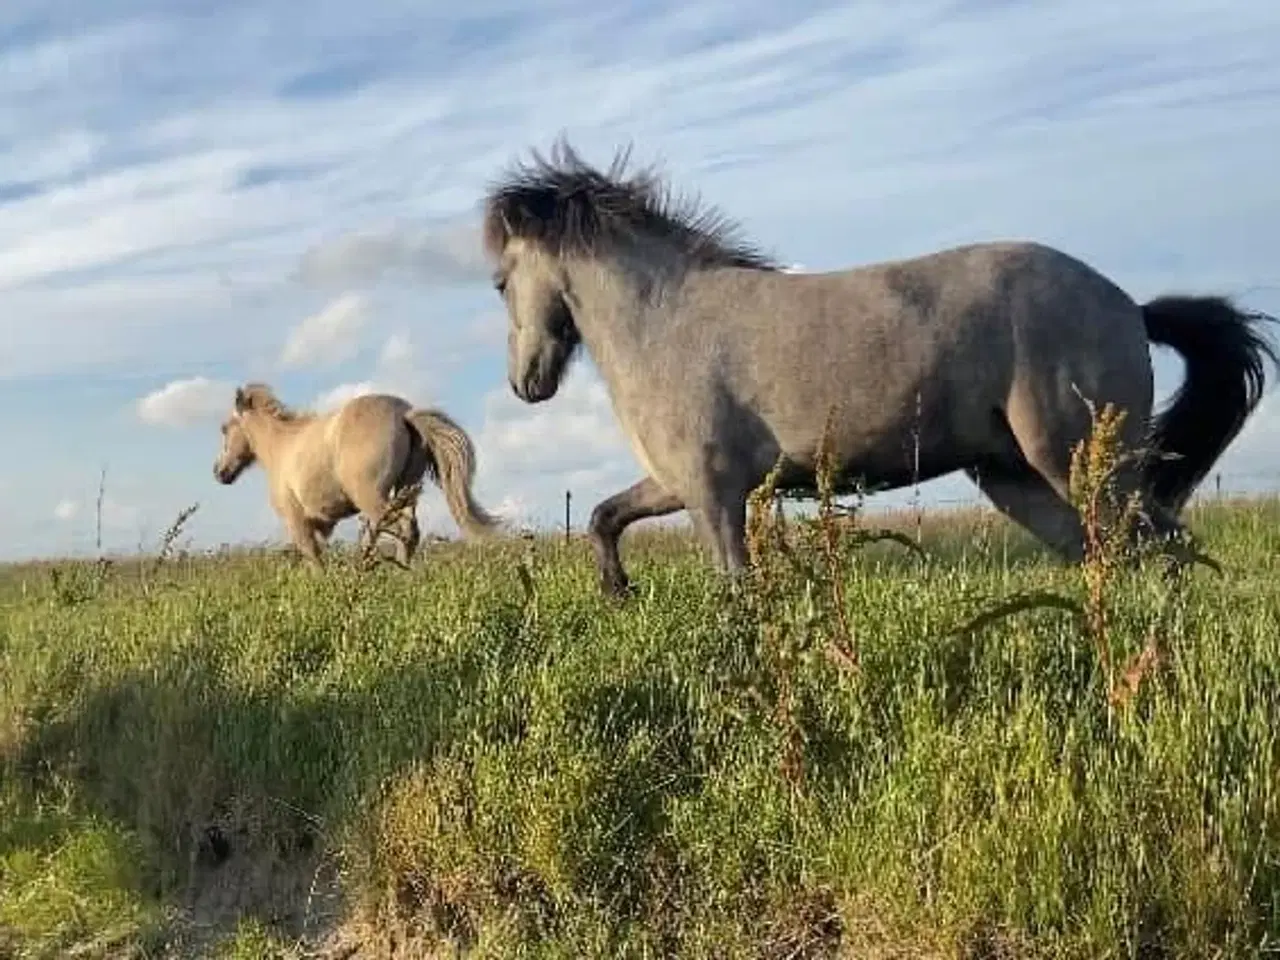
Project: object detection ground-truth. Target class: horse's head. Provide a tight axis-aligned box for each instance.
[213,389,257,484]
[492,237,581,404]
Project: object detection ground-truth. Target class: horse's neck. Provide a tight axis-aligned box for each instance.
[565,255,676,377]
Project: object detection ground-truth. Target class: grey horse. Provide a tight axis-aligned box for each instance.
[481,140,1277,597]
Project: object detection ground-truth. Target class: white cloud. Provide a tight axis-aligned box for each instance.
[136,376,235,428]
[311,330,433,411]
[49,494,142,533]
[279,291,372,369]
[493,494,533,528]
[477,372,630,477]
[466,367,654,530]
[314,380,377,412]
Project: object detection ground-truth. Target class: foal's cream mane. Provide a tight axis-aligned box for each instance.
[235,383,313,422]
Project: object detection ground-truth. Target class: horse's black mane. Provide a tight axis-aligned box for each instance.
[482,138,781,271]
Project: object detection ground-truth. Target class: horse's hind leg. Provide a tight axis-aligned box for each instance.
[588,476,683,598]
[967,462,1085,561]
[994,386,1189,562]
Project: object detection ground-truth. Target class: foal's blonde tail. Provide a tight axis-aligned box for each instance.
[405,407,503,540]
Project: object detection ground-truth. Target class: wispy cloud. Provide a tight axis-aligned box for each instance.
[312,328,434,410]
[0,0,1277,558]
[295,221,491,291]
[279,291,372,370]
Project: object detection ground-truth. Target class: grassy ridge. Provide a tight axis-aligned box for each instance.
[1,499,1279,958]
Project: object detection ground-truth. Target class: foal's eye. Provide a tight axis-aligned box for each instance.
[492,272,508,295]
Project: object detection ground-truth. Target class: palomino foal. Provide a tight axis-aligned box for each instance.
[213,383,500,565]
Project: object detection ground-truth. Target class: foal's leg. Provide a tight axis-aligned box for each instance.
[588,477,684,598]
[393,512,421,567]
[355,502,419,569]
[348,478,411,568]
[281,508,324,568]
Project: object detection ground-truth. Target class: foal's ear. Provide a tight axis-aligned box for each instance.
[234,387,248,412]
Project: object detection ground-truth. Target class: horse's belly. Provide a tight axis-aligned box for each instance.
[772,397,977,488]
[618,418,661,481]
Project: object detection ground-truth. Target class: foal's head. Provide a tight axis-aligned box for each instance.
[212,383,294,484]
[481,138,778,404]
[213,413,253,485]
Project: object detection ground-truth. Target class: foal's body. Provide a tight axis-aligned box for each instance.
[214,385,498,564]
[483,143,1276,596]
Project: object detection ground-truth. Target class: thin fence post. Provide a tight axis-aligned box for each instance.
[1215,473,1222,499]
[564,490,572,542]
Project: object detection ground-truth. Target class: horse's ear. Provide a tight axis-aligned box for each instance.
[234,387,248,412]
[497,206,518,244]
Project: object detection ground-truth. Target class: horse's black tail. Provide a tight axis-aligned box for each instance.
[1141,295,1278,513]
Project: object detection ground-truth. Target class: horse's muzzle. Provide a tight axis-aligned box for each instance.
[516,372,556,404]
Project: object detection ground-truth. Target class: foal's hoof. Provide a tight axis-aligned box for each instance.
[600,573,637,602]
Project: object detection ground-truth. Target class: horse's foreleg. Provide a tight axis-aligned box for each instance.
[588,477,683,598]
[688,493,749,579]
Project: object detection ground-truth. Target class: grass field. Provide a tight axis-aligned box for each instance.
[2,485,1279,958]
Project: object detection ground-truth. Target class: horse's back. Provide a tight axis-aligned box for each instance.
[668,238,1151,482]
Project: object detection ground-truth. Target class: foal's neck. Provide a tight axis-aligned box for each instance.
[242,413,305,469]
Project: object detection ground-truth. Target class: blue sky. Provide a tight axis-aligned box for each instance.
[2,0,1278,560]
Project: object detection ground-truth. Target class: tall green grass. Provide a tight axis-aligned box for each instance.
[2,489,1279,958]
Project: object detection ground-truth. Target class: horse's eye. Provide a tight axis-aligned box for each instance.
[493,272,508,295]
